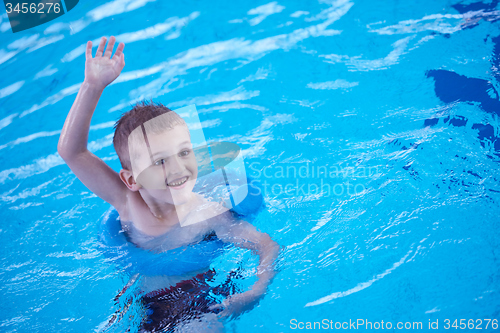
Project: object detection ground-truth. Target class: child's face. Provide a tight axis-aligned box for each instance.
[131,124,198,206]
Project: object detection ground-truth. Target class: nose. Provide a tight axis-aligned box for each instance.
[166,155,185,177]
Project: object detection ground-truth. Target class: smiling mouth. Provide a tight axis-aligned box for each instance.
[167,176,189,187]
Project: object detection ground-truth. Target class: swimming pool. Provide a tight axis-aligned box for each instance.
[1,0,499,331]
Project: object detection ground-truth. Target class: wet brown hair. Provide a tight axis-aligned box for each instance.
[113,99,186,170]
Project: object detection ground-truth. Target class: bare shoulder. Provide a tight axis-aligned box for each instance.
[184,194,231,226]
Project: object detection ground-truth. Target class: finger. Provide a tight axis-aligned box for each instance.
[112,42,125,61]
[209,303,225,315]
[85,41,92,60]
[113,53,125,73]
[96,36,107,57]
[104,36,116,59]
[216,309,229,319]
[208,304,223,311]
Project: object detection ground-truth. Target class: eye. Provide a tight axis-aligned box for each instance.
[154,158,166,166]
[179,149,191,157]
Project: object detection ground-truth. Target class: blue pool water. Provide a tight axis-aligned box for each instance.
[1,0,500,331]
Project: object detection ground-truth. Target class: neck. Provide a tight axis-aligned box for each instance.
[140,191,196,226]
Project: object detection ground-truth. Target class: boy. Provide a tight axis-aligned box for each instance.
[58,36,280,331]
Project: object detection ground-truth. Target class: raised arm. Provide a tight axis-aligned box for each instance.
[211,213,281,318]
[58,36,127,209]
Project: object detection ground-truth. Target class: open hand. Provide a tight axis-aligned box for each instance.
[209,290,263,320]
[85,36,125,90]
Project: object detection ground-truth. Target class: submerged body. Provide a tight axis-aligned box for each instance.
[119,194,230,295]
[107,204,237,332]
[101,205,235,332]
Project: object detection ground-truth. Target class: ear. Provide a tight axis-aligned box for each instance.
[119,169,142,191]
